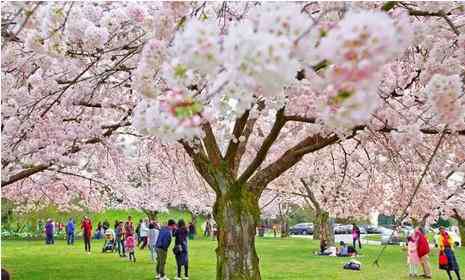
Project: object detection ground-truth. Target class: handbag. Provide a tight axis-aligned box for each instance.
[343,261,361,271]
[439,251,448,269]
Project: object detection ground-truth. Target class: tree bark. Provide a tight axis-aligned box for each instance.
[213,183,261,280]
[280,219,289,238]
[312,209,321,241]
[318,211,335,246]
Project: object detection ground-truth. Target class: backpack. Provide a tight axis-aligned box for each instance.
[343,260,361,271]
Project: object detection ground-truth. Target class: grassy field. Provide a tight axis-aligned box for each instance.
[2,237,464,280]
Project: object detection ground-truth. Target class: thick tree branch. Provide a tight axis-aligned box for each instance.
[2,111,133,187]
[225,110,250,166]
[201,123,223,166]
[179,139,216,189]
[238,107,286,184]
[248,133,339,192]
[231,118,257,177]
[1,164,51,187]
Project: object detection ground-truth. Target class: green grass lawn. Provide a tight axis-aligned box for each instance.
[2,237,464,280]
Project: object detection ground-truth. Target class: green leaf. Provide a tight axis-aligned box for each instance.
[381,1,397,12]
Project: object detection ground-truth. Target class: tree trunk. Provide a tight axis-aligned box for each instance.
[280,218,289,238]
[312,209,322,241]
[190,212,197,225]
[213,184,261,280]
[142,209,158,221]
[318,211,335,246]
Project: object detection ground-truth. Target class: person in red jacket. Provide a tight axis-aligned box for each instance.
[415,227,432,279]
[81,216,93,254]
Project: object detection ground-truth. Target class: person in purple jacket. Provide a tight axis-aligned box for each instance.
[45,218,54,245]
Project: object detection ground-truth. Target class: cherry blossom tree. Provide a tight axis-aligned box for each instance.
[2,2,465,279]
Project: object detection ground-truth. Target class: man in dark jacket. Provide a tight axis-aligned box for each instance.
[155,219,177,280]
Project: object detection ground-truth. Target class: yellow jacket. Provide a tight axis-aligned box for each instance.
[438,232,454,251]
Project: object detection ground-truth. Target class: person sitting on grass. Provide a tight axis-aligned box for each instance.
[316,238,336,256]
[337,241,349,257]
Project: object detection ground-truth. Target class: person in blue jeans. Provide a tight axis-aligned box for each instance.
[66,218,75,245]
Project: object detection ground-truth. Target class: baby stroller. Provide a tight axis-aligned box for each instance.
[102,229,115,253]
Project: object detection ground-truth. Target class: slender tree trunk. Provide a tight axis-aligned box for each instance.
[312,209,322,241]
[213,183,261,280]
[190,212,197,225]
[142,209,158,221]
[280,217,289,238]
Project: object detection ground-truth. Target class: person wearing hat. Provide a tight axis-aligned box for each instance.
[439,226,461,280]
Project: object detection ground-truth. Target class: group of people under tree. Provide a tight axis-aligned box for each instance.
[43,215,192,280]
[406,226,462,280]
[314,219,461,280]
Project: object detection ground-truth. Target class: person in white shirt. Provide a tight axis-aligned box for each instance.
[147,222,160,263]
[139,219,149,249]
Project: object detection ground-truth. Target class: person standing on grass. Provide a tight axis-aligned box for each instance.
[81,216,93,254]
[66,218,75,245]
[352,224,361,249]
[204,216,212,237]
[156,219,177,280]
[139,218,149,249]
[125,216,134,237]
[125,233,136,263]
[188,222,195,240]
[45,218,54,245]
[439,226,462,280]
[415,227,432,279]
[406,235,420,277]
[148,222,160,263]
[173,219,189,280]
[136,219,142,245]
[115,221,126,257]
